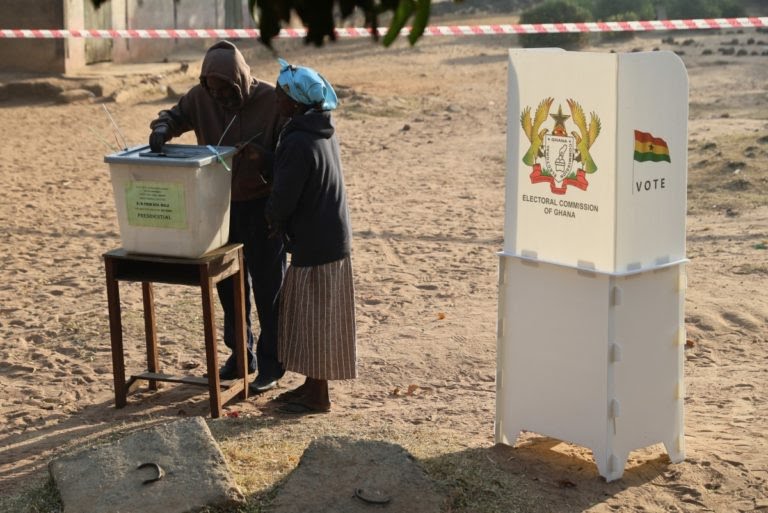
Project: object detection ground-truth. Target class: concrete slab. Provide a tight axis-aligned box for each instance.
[272,436,444,513]
[48,417,244,513]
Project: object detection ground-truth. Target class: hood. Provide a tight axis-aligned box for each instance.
[199,41,254,110]
[285,110,335,139]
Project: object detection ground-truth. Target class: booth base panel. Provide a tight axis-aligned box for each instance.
[496,428,684,482]
[495,255,685,481]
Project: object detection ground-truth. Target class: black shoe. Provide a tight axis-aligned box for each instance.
[218,362,257,381]
[249,374,279,394]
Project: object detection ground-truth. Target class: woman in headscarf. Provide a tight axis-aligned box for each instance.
[265,59,356,413]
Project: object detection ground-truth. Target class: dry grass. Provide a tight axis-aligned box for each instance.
[0,414,548,513]
[201,415,544,513]
[0,479,61,513]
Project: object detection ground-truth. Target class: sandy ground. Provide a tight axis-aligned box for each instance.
[1,12,767,513]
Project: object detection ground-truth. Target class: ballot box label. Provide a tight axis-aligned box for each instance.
[125,180,187,229]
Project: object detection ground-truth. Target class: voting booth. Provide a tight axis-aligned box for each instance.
[106,144,235,258]
[496,49,688,481]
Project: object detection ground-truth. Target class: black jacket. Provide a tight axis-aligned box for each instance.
[266,110,351,266]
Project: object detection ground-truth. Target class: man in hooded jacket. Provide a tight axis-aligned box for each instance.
[149,41,286,392]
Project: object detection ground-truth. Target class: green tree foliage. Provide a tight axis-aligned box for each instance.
[247,0,447,48]
[87,0,459,48]
[519,0,592,49]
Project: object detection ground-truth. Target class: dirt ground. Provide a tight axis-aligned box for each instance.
[0,10,767,513]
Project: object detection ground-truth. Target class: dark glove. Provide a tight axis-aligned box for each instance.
[149,125,170,153]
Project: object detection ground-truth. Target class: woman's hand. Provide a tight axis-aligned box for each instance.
[235,141,264,163]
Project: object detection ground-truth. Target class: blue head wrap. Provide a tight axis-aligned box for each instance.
[277,58,338,111]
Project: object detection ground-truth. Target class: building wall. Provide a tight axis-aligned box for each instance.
[66,0,87,72]
[112,0,253,64]
[0,0,68,73]
[0,0,251,73]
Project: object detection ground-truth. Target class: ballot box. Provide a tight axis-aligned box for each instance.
[496,49,688,481]
[105,144,235,258]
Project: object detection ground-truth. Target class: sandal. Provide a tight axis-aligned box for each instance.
[273,388,306,403]
[278,401,331,414]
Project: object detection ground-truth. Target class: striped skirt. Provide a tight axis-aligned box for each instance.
[278,255,357,380]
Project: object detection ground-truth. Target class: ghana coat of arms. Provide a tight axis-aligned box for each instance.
[520,97,601,195]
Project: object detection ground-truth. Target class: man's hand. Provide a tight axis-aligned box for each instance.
[149,125,170,153]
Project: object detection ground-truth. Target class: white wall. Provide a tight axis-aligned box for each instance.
[113,0,253,64]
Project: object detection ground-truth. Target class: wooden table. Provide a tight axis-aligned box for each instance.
[103,244,248,418]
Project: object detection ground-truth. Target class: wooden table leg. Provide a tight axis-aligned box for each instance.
[105,257,127,409]
[142,282,160,391]
[233,247,248,400]
[104,245,246,417]
[200,266,222,419]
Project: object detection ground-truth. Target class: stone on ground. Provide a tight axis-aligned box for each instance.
[272,436,444,513]
[48,416,243,513]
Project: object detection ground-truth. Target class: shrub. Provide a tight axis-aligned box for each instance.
[664,0,747,18]
[519,0,593,50]
[719,0,747,17]
[599,12,641,42]
[593,0,655,20]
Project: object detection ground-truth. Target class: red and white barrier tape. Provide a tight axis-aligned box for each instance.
[1,18,766,39]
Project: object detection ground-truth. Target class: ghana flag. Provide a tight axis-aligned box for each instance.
[634,130,671,163]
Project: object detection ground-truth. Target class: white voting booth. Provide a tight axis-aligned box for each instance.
[496,49,688,481]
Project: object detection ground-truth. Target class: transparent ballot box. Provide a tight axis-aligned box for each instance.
[105,144,235,258]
